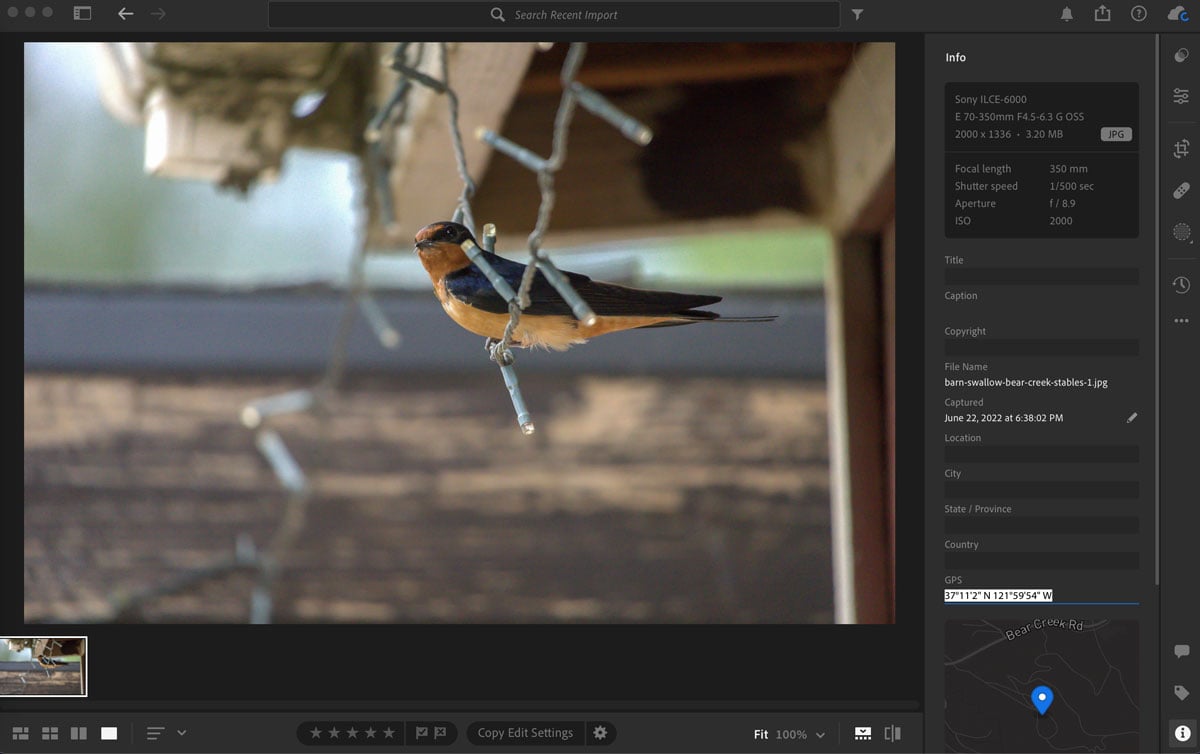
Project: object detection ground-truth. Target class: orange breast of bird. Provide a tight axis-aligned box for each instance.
[434,277,682,350]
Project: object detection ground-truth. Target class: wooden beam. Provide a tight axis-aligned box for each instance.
[826,236,892,623]
[819,45,896,622]
[520,42,854,94]
[474,68,842,237]
[883,218,896,608]
[816,43,896,234]
[370,43,537,248]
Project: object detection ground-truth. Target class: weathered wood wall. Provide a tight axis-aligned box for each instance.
[25,372,833,624]
[0,662,82,696]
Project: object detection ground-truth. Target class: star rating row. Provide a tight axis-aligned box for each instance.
[309,725,397,740]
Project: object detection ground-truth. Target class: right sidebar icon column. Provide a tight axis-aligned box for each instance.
[1160,32,1199,753]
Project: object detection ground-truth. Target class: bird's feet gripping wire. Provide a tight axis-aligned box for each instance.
[485,337,516,367]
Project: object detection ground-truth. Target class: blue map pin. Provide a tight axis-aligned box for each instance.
[1031,685,1054,715]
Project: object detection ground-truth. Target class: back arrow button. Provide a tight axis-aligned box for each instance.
[117,7,133,19]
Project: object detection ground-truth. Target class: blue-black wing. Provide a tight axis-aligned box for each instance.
[443,251,721,318]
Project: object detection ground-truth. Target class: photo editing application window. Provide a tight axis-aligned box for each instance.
[6,1,1198,752]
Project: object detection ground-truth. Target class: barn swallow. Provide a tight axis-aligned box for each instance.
[414,221,776,351]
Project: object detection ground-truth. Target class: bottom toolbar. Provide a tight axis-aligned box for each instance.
[1,712,922,752]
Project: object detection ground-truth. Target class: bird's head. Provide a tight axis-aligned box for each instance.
[414,221,475,254]
[413,221,477,279]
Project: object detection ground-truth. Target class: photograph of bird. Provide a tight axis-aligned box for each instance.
[414,221,777,351]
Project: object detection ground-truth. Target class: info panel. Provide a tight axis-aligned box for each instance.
[925,35,1157,753]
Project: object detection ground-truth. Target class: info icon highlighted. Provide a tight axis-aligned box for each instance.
[1169,719,1195,748]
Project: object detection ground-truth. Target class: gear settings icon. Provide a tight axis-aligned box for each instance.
[586,720,615,744]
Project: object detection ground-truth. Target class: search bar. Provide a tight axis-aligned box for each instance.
[268,2,840,29]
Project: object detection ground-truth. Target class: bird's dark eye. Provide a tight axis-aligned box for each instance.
[440,226,457,240]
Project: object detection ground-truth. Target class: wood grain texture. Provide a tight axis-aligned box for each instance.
[24,372,834,624]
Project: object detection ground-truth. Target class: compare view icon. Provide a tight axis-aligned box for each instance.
[1031,685,1055,715]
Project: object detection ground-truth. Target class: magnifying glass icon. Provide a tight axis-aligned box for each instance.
[490,6,505,21]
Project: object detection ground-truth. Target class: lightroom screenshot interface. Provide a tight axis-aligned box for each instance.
[6,1,1198,752]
